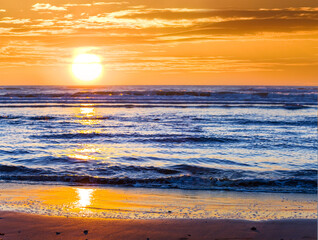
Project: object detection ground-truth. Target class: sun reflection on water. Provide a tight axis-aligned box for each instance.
[80,107,95,117]
[75,105,101,125]
[66,144,101,161]
[67,153,96,161]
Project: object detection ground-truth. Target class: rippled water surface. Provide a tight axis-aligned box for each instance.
[0,86,317,193]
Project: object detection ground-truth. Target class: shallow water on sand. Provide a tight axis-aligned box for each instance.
[0,183,317,220]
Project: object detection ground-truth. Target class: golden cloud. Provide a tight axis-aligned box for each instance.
[31,3,67,11]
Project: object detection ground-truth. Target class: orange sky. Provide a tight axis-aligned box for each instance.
[0,0,317,85]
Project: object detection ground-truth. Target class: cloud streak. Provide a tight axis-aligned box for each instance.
[19,7,317,36]
[2,6,316,38]
[63,2,128,7]
[31,3,67,11]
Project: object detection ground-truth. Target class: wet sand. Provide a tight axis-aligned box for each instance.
[0,211,316,240]
[0,183,316,239]
[0,183,317,220]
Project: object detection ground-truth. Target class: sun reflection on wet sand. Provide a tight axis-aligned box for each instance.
[76,188,94,208]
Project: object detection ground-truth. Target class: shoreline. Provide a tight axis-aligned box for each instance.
[0,211,317,240]
[0,182,317,239]
[0,182,316,220]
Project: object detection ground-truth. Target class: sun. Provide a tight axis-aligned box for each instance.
[72,54,103,82]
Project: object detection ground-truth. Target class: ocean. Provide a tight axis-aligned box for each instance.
[0,85,317,194]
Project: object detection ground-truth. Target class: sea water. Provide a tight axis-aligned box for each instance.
[0,85,317,193]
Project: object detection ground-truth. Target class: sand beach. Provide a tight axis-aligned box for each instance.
[0,183,316,239]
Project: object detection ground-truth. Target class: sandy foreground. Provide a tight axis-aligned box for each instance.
[0,211,316,240]
[0,183,317,239]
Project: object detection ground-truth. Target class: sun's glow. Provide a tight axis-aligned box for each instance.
[72,54,103,82]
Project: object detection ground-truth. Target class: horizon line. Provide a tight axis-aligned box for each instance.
[1,84,317,87]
